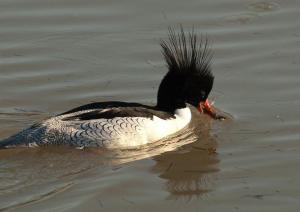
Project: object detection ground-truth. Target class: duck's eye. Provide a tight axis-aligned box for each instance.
[200,91,206,99]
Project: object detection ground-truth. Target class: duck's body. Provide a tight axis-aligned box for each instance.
[1,27,221,149]
[1,102,192,148]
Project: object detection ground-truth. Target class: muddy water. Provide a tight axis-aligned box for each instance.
[0,0,300,211]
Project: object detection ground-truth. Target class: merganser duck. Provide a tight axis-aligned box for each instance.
[0,27,223,149]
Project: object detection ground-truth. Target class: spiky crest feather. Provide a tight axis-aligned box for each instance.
[160,27,214,80]
[157,27,215,112]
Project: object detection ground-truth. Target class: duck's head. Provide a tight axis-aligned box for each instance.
[157,27,221,119]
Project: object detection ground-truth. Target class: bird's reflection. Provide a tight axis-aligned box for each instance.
[151,136,219,200]
[151,110,220,200]
[106,108,220,200]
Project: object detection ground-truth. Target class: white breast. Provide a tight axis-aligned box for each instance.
[108,107,191,148]
[144,107,192,142]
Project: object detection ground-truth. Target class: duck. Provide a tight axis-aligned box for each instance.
[0,27,224,149]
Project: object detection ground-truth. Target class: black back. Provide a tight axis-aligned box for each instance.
[59,101,175,120]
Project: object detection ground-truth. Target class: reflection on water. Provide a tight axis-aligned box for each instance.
[102,110,220,201]
[153,143,218,200]
[151,114,219,200]
[89,111,221,201]
[102,127,199,165]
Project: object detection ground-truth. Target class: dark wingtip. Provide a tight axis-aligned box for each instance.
[160,26,214,79]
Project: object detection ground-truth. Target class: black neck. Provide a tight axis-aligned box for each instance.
[156,72,186,112]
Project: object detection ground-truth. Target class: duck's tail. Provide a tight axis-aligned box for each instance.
[0,124,45,148]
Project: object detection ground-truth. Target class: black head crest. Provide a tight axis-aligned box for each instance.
[159,27,214,108]
[160,27,214,80]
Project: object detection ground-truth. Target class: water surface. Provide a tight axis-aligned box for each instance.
[0,0,300,211]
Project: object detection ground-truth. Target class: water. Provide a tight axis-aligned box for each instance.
[0,0,300,211]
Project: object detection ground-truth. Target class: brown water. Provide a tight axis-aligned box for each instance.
[0,0,300,211]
